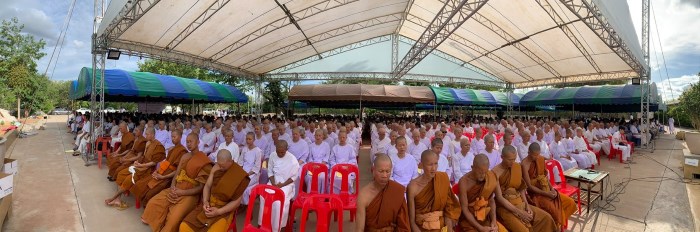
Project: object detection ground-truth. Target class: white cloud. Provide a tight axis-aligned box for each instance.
[655,74,700,101]
[628,0,700,66]
[0,1,58,42]
[72,40,85,48]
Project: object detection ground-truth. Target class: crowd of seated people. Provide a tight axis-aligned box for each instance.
[66,111,659,232]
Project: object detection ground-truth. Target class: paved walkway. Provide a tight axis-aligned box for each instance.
[1,116,697,231]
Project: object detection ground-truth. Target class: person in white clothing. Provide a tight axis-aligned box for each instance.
[409,130,429,163]
[564,129,592,169]
[451,138,474,183]
[390,137,419,187]
[212,129,239,162]
[669,117,675,134]
[515,131,531,162]
[550,131,578,171]
[384,131,399,158]
[429,139,452,181]
[239,132,262,206]
[575,128,599,166]
[482,134,501,170]
[199,123,217,155]
[371,127,391,162]
[612,126,632,163]
[498,130,520,163]
[261,140,300,232]
[470,129,486,155]
[330,132,358,194]
[306,129,331,193]
[534,129,551,159]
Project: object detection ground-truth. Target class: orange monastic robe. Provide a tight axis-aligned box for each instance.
[115,139,166,191]
[107,131,134,177]
[526,156,576,227]
[132,144,188,205]
[497,163,556,232]
[142,151,213,232]
[365,180,410,232]
[181,163,250,232]
[111,135,146,180]
[413,172,461,232]
[458,171,506,232]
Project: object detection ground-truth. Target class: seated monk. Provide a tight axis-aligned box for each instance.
[105,127,166,209]
[180,149,250,232]
[142,133,213,232]
[109,126,146,181]
[492,145,556,232]
[522,143,577,229]
[407,150,461,232]
[456,154,506,232]
[131,129,188,205]
[107,123,135,181]
[356,153,410,232]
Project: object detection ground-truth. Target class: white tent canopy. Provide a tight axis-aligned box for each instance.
[97,0,645,88]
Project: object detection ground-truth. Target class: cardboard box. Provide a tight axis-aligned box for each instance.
[2,158,17,175]
[683,149,700,179]
[0,173,12,199]
[0,194,11,229]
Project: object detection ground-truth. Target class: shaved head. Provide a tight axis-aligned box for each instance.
[501,145,517,158]
[373,153,392,168]
[216,149,232,162]
[474,154,490,168]
[421,149,438,163]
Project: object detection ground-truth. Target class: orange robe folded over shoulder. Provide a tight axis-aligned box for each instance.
[458,171,506,232]
[132,144,188,205]
[365,180,410,232]
[181,163,250,232]
[107,131,135,176]
[497,163,556,232]
[116,139,166,193]
[526,156,576,227]
[413,172,461,232]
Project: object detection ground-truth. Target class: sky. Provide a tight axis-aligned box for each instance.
[1,0,698,102]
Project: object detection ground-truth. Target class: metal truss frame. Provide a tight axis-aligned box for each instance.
[88,0,107,166]
[241,13,403,70]
[514,70,637,88]
[405,14,516,82]
[535,0,601,74]
[264,72,505,88]
[270,35,392,73]
[98,0,160,42]
[166,0,232,50]
[641,0,650,147]
[559,0,645,75]
[393,0,488,79]
[110,40,259,79]
[210,0,358,61]
[393,0,416,71]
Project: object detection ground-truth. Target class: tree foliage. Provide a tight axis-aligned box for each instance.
[264,81,286,114]
[0,17,58,114]
[677,80,700,130]
[137,59,254,92]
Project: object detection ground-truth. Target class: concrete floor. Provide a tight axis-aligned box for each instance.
[1,116,697,232]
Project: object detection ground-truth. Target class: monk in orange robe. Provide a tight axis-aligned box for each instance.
[180,149,251,232]
[408,150,461,232]
[107,123,135,181]
[105,127,166,209]
[493,145,557,232]
[109,126,146,181]
[522,143,577,228]
[132,129,188,206]
[142,133,213,232]
[456,154,507,232]
[356,153,410,232]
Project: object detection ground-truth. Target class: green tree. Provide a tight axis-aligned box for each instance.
[677,81,700,130]
[0,17,48,113]
[137,59,254,92]
[263,81,286,114]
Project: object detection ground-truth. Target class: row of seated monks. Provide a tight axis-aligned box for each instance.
[92,114,601,232]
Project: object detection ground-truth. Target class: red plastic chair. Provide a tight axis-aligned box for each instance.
[287,162,329,232]
[329,164,360,222]
[584,139,600,169]
[299,194,344,232]
[242,185,286,232]
[544,160,581,214]
[608,137,623,163]
[96,136,112,169]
